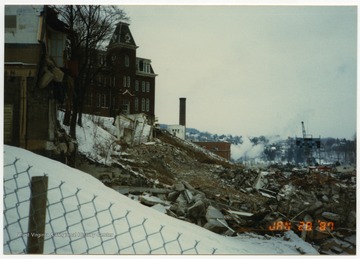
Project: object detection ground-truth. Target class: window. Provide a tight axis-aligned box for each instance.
[146,98,150,112]
[97,94,101,107]
[146,82,150,92]
[124,55,129,67]
[135,80,139,91]
[5,15,16,30]
[141,98,145,111]
[122,100,130,115]
[113,76,116,87]
[142,81,145,92]
[135,98,139,111]
[123,76,130,88]
[101,94,107,107]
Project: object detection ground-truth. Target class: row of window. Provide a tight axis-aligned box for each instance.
[99,54,152,73]
[96,75,151,93]
[95,94,151,113]
[134,80,151,92]
[97,75,116,88]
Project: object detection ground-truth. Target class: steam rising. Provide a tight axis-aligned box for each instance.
[231,137,265,161]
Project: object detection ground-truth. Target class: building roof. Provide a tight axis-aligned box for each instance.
[108,22,137,49]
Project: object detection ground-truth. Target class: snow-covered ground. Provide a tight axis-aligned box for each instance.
[3,145,319,255]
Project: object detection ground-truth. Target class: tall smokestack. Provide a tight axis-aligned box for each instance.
[179,97,186,126]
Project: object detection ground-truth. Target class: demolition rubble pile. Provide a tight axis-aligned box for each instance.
[80,131,356,255]
[109,166,356,255]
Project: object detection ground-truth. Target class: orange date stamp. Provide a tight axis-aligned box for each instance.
[268,220,334,232]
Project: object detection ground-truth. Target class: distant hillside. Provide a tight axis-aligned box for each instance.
[160,124,356,165]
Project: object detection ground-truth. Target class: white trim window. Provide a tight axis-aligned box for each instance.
[141,98,145,111]
[135,80,139,91]
[146,82,150,92]
[135,97,139,111]
[142,81,145,92]
[146,98,150,112]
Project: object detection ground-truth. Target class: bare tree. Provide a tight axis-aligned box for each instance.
[54,5,129,138]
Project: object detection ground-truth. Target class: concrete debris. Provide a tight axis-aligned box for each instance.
[321,212,341,222]
[139,195,170,206]
[85,131,355,254]
[151,204,168,214]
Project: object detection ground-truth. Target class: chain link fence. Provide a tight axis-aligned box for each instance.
[3,156,218,254]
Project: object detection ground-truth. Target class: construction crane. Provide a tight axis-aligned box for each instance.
[301,121,307,138]
[296,121,321,166]
[301,121,312,165]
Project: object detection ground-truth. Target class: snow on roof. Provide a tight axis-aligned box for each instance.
[3,145,319,255]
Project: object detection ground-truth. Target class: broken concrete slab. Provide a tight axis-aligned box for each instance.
[170,203,186,217]
[226,209,253,217]
[182,180,196,191]
[151,203,168,214]
[139,195,170,206]
[322,212,341,222]
[253,171,269,190]
[188,200,206,219]
[205,205,224,221]
[173,182,185,192]
[167,191,181,202]
[204,218,230,234]
[184,189,193,203]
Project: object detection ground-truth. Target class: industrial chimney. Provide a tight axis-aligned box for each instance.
[179,97,186,126]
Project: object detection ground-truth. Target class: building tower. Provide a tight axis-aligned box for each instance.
[179,97,186,127]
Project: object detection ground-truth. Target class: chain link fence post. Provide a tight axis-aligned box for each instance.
[26,176,48,254]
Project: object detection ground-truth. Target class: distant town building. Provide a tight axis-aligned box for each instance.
[83,22,157,124]
[166,125,186,140]
[194,142,231,160]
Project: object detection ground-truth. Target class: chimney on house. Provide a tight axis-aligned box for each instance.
[179,97,186,126]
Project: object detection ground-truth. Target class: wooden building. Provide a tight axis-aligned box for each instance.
[4,5,76,164]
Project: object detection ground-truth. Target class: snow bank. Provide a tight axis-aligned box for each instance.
[3,145,319,255]
[57,112,120,165]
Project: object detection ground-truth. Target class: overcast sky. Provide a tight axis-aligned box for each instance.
[121,4,357,139]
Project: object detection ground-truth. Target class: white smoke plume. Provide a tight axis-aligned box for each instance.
[231,136,265,161]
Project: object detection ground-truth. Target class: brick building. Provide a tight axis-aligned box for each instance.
[82,22,157,124]
[194,142,231,160]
